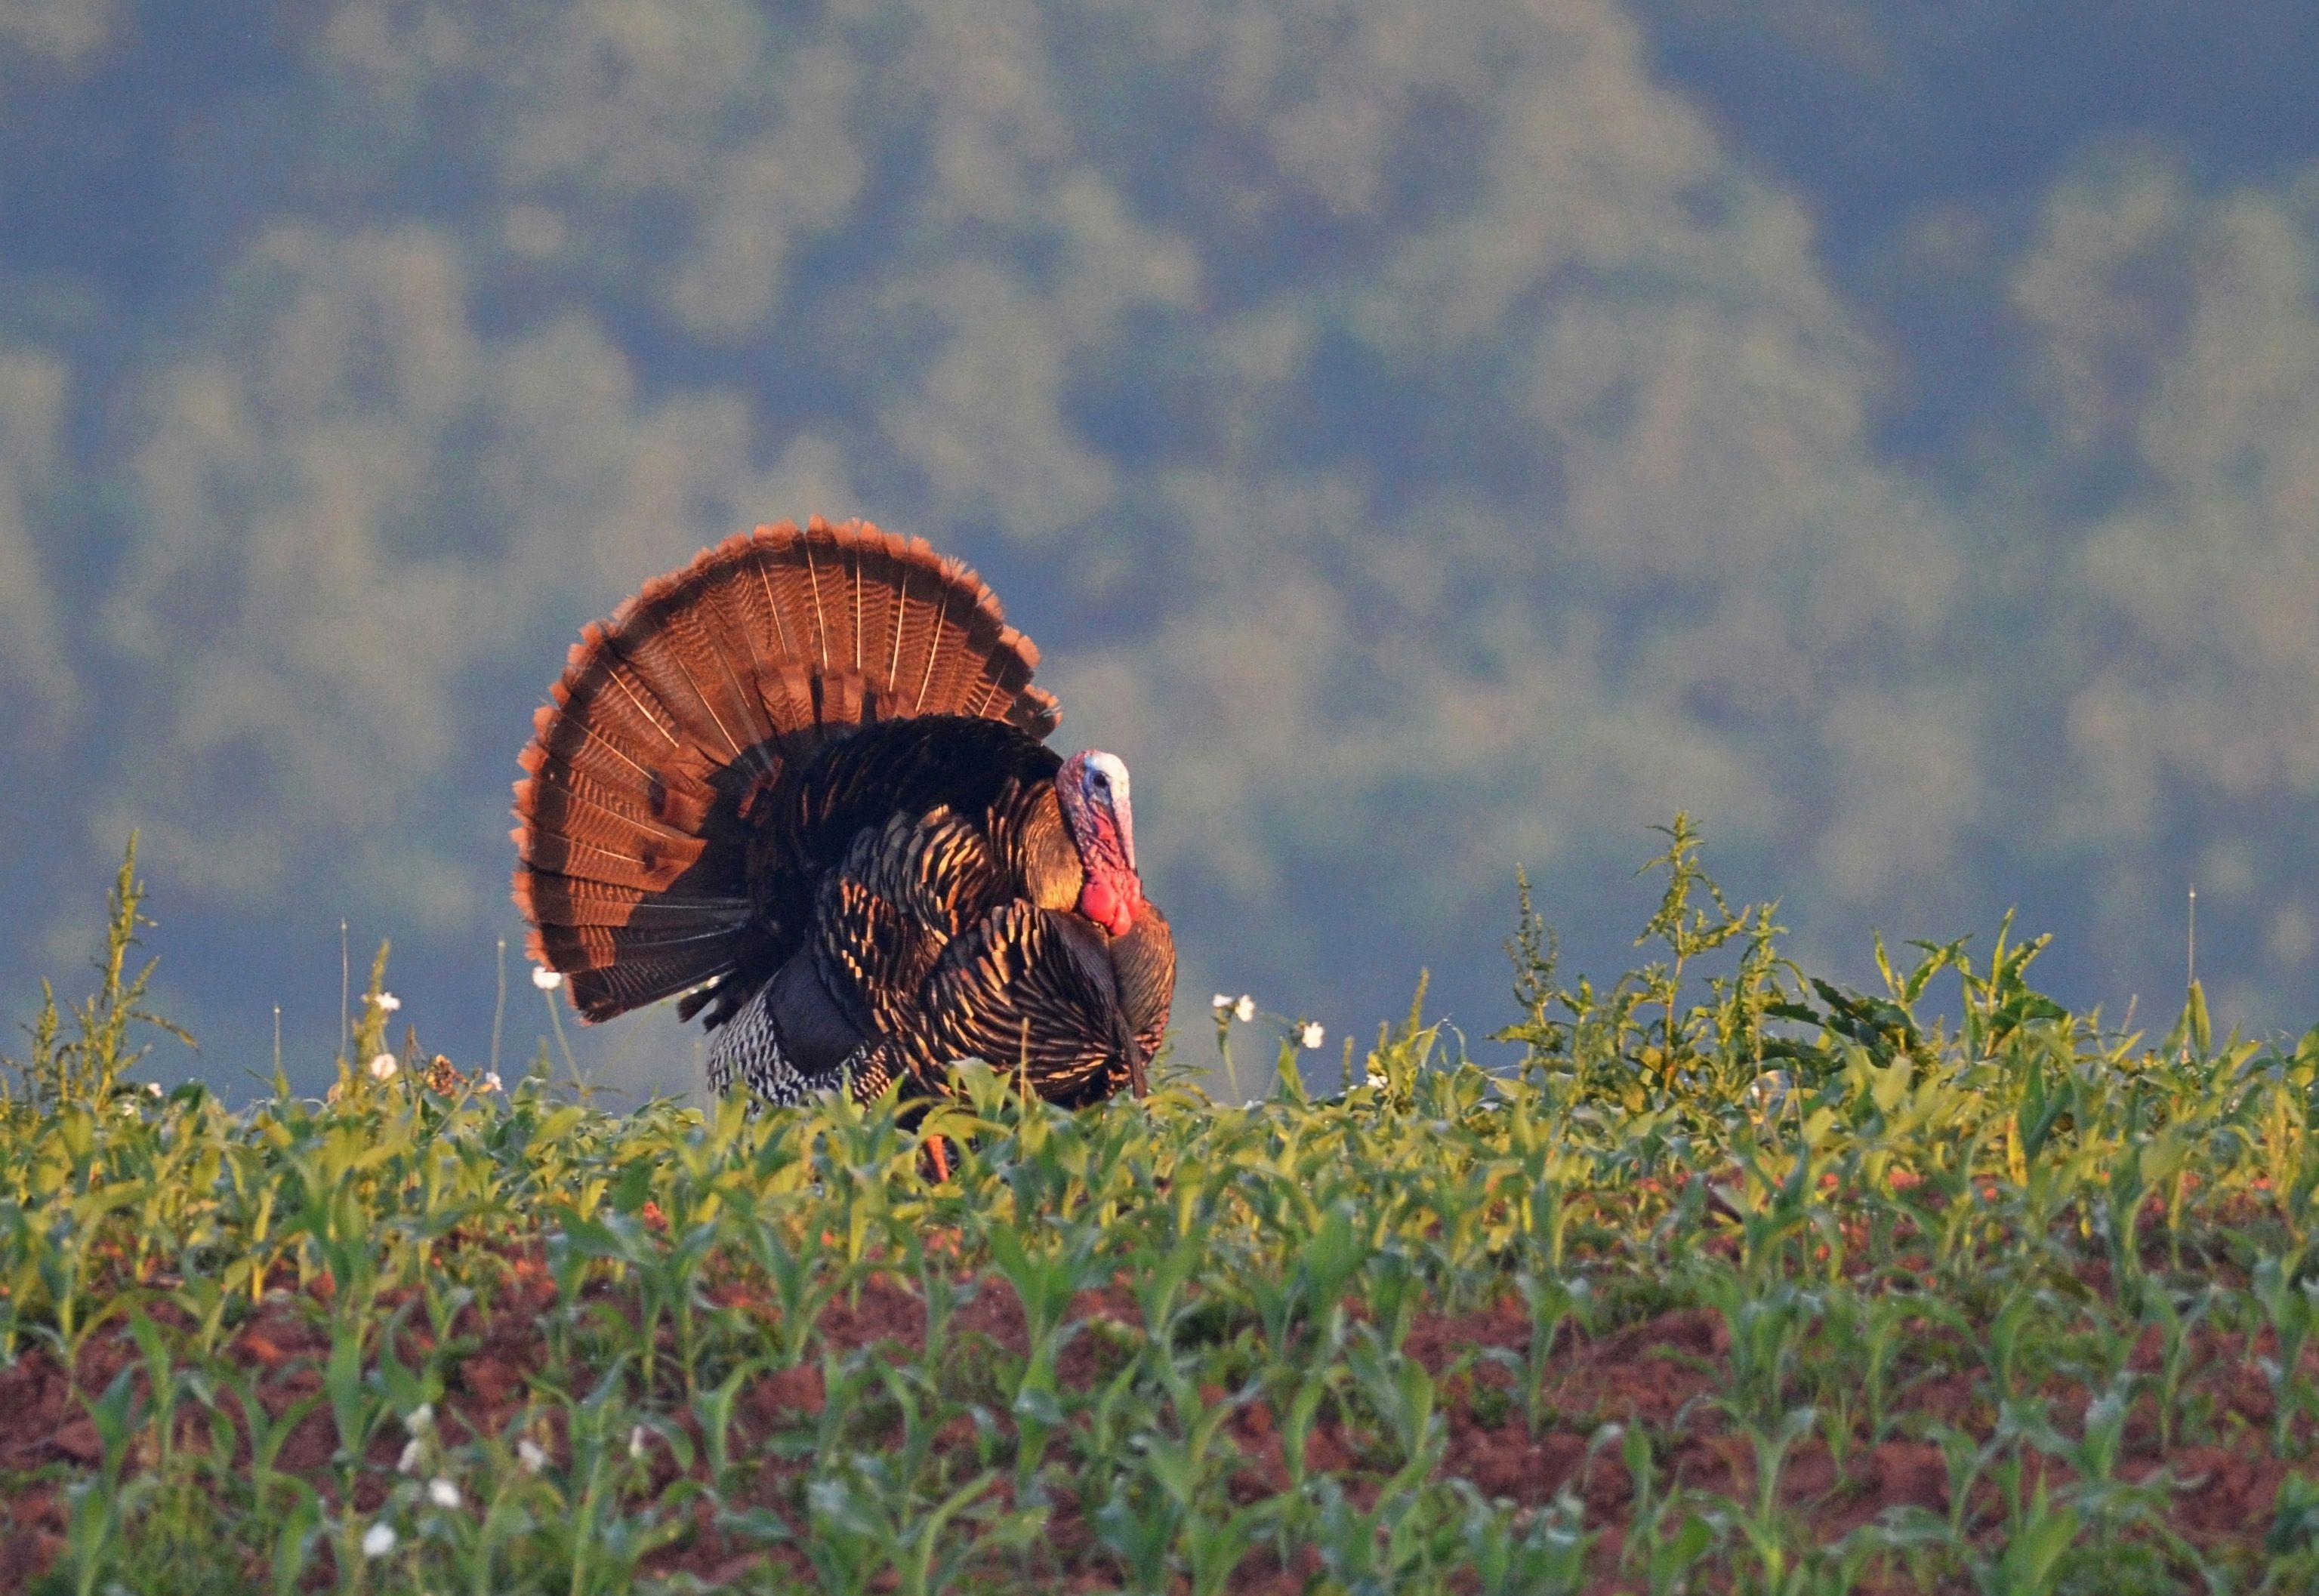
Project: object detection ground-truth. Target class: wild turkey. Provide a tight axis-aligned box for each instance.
[510,517,1175,1116]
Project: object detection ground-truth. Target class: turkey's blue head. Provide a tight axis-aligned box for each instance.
[1057,750,1143,938]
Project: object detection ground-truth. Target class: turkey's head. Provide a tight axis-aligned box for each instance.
[1057,750,1144,938]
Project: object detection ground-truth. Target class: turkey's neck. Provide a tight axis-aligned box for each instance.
[1007,787,1085,911]
[1068,819,1143,938]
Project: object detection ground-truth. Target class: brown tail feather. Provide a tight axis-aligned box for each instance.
[513,755,723,839]
[514,869,746,928]
[514,781,696,856]
[513,827,737,895]
[535,919,749,972]
[523,704,714,801]
[566,950,743,1021]
[514,516,1062,1021]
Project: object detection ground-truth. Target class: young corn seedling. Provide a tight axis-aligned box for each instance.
[1723,1403,1818,1596]
[1616,1422,1719,1596]
[1453,1482,1591,1596]
[982,1215,1108,1502]
[1247,1198,1368,1361]
[1978,1477,2080,1596]
[1497,1268,1587,1438]
[52,1363,146,1595]
[1100,1393,1272,1596]
[2254,1253,2319,1449]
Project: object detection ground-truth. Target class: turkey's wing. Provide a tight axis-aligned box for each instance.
[918,901,1142,1106]
[804,805,1012,1083]
[1112,904,1176,1067]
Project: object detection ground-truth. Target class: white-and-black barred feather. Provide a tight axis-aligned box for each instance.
[705,979,896,1107]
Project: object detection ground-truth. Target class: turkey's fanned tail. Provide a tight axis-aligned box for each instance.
[514,516,1061,1022]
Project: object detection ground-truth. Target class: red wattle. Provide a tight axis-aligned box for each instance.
[1080,879,1132,937]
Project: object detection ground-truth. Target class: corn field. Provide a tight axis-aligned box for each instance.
[3,824,2318,1593]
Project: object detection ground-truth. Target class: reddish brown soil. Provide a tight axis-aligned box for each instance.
[0,1251,2302,1591]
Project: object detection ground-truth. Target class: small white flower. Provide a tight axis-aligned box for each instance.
[397,1437,423,1475]
[628,1424,649,1460]
[369,1053,399,1082]
[145,1081,163,1098]
[482,1071,503,1092]
[375,992,402,1013]
[532,966,563,991]
[362,1522,398,1559]
[1299,1021,1325,1050]
[115,1096,140,1116]
[1365,1068,1387,1089]
[1211,994,1233,1012]
[1233,995,1255,1023]
[517,1437,548,1474]
[427,1477,461,1510]
[406,1403,434,1433]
